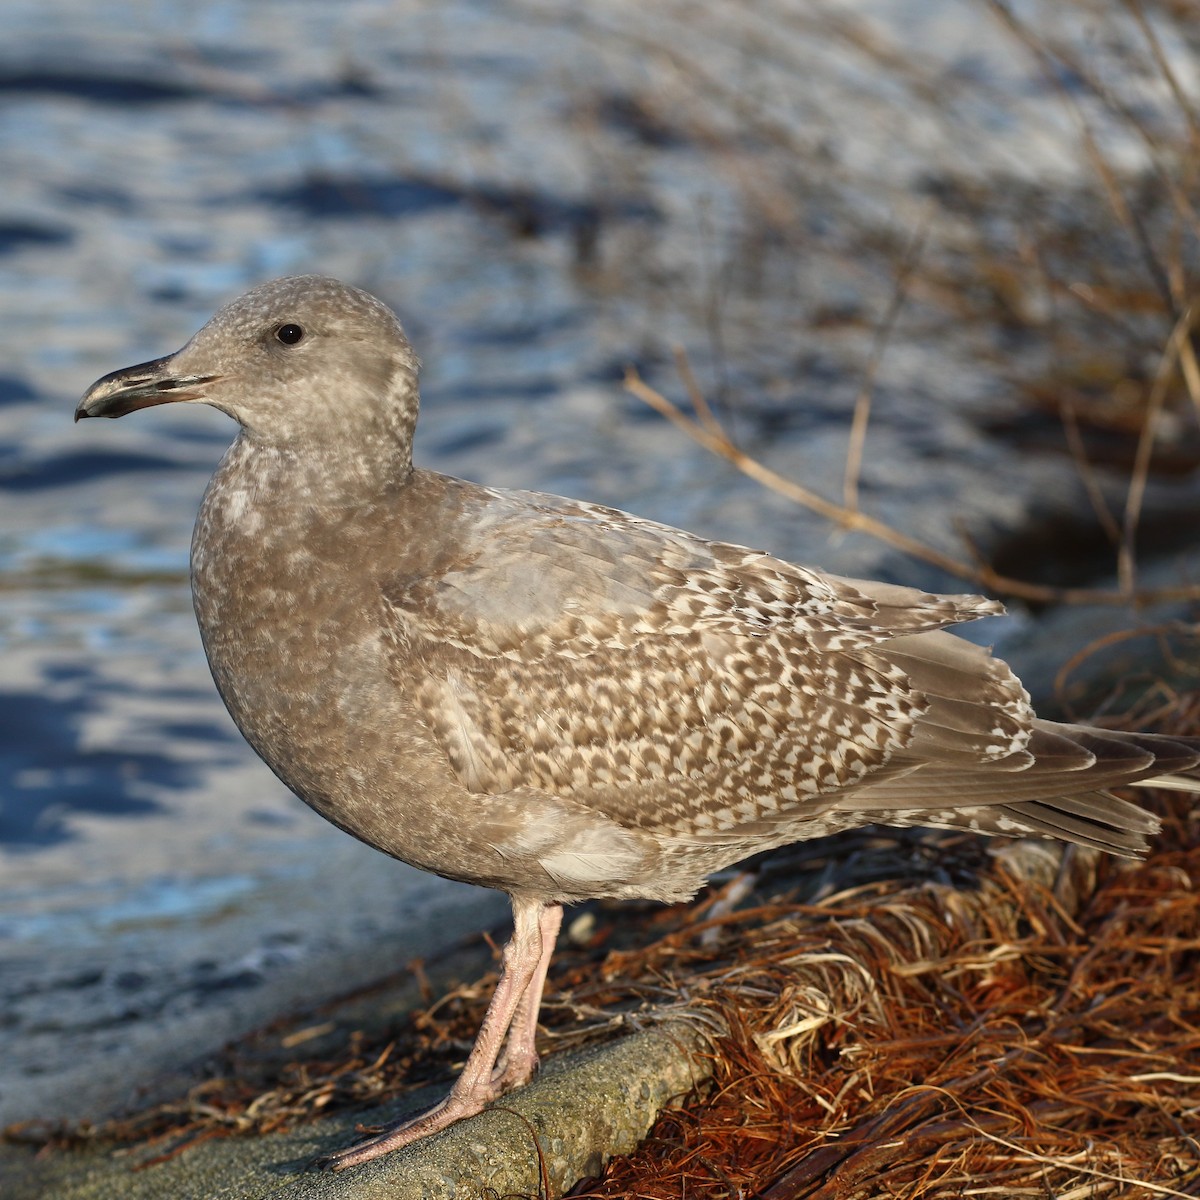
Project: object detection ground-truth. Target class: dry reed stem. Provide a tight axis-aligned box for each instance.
[1121,304,1200,593]
[842,219,930,514]
[1059,396,1125,549]
[1121,1,1200,151]
[1052,623,1193,701]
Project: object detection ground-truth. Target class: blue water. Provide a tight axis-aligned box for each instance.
[0,873,257,943]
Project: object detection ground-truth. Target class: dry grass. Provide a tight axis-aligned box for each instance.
[618,0,1200,612]
[582,1,1200,618]
[567,803,1200,1196]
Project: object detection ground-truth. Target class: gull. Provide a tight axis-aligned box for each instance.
[76,275,1200,1169]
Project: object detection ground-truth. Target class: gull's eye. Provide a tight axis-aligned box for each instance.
[275,323,305,345]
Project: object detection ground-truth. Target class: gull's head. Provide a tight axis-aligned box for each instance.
[75,275,421,455]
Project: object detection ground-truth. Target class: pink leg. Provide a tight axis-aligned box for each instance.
[322,896,562,1171]
[491,902,562,1090]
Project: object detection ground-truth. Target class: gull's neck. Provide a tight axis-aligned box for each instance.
[213,427,415,512]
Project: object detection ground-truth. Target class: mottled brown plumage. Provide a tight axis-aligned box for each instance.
[76,276,1200,1169]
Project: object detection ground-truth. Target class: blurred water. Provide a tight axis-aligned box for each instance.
[1,0,1197,1126]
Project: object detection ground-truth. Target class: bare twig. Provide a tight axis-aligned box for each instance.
[1122,0,1200,150]
[1059,398,1123,549]
[1052,623,1192,701]
[672,345,725,441]
[843,221,930,512]
[1177,309,1200,427]
[1121,303,1200,592]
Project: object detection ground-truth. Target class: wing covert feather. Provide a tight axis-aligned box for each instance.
[383,489,1001,838]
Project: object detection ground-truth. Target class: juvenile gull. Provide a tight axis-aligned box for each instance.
[77,275,1200,1170]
